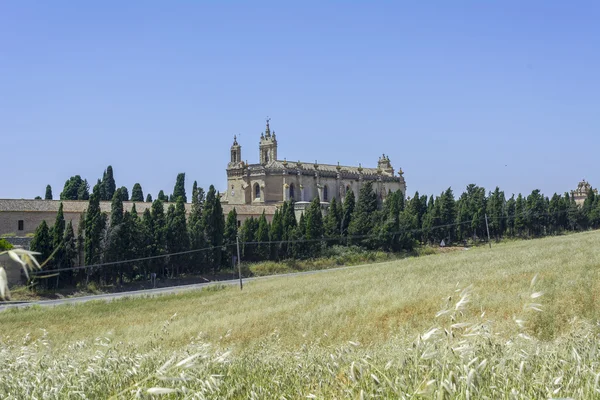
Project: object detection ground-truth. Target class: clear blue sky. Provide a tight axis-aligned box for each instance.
[1,1,598,201]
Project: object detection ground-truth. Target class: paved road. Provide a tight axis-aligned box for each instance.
[0,264,367,311]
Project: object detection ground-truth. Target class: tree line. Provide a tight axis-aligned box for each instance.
[39,166,186,203]
[29,170,600,289]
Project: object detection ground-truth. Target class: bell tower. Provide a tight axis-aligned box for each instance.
[259,117,278,165]
[230,135,242,165]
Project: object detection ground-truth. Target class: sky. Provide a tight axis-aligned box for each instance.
[1,1,598,201]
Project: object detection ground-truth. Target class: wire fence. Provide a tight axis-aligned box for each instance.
[29,207,573,277]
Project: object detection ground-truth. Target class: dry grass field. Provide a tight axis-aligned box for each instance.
[2,231,600,398]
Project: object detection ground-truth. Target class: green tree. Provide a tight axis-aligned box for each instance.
[145,193,153,202]
[304,197,324,256]
[158,190,168,202]
[348,182,379,248]
[525,189,547,236]
[106,189,125,284]
[45,184,53,200]
[223,208,239,266]
[61,176,84,200]
[514,194,526,237]
[379,190,401,251]
[505,195,516,237]
[50,202,66,287]
[487,187,505,240]
[77,179,90,200]
[269,208,283,259]
[203,185,225,272]
[438,188,456,242]
[165,197,190,276]
[323,196,342,241]
[188,184,206,273]
[63,221,78,286]
[102,166,116,201]
[255,211,270,260]
[240,217,258,261]
[131,183,144,202]
[281,201,297,258]
[341,190,355,236]
[171,173,187,203]
[118,186,129,202]
[30,221,52,274]
[151,199,167,276]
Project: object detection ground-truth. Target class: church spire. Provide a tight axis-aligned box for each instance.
[265,117,271,137]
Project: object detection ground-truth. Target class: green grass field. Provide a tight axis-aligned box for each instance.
[2,231,600,398]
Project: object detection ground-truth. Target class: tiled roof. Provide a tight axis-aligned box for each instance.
[247,160,396,177]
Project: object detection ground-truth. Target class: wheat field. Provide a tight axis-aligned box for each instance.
[2,231,600,398]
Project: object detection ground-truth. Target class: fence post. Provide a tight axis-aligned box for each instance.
[485,213,492,249]
[236,235,243,290]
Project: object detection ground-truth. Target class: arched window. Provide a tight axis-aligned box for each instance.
[289,183,295,200]
[254,183,261,200]
[323,185,328,202]
[264,150,269,163]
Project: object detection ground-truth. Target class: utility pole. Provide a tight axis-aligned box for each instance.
[236,235,243,290]
[485,213,492,249]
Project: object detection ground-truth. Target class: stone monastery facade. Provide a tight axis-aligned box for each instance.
[222,119,407,209]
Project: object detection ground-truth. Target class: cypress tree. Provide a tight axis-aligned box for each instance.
[172,173,187,203]
[30,221,52,277]
[110,189,124,227]
[323,197,341,240]
[379,191,401,251]
[526,189,546,236]
[63,221,77,285]
[487,187,505,240]
[119,186,129,202]
[505,195,516,237]
[131,183,144,202]
[192,181,198,203]
[224,208,239,266]
[145,193,152,203]
[305,197,324,256]
[166,197,189,276]
[202,185,225,272]
[84,185,105,275]
[158,190,167,202]
[97,178,106,202]
[151,199,167,276]
[102,166,116,201]
[188,184,206,272]
[294,213,307,258]
[45,184,53,200]
[269,208,283,259]
[280,201,297,259]
[141,208,155,277]
[240,217,258,260]
[514,194,525,237]
[341,190,355,236]
[77,179,90,200]
[51,202,66,280]
[165,204,177,276]
[256,211,270,260]
[106,189,125,284]
[348,182,378,248]
[439,188,456,242]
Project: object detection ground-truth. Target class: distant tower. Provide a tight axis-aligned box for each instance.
[259,117,278,165]
[229,135,242,166]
